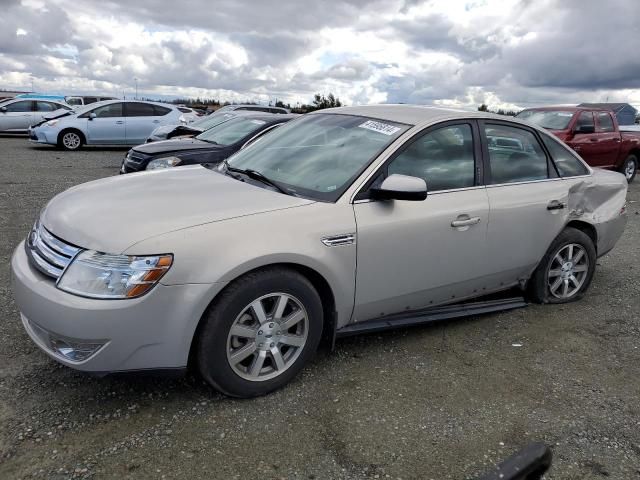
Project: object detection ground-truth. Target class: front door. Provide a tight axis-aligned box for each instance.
[86,102,125,144]
[0,100,35,131]
[481,121,570,283]
[593,111,620,167]
[353,122,490,322]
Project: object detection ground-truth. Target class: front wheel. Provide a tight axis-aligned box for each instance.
[620,154,637,183]
[528,227,596,304]
[59,130,84,151]
[196,268,323,398]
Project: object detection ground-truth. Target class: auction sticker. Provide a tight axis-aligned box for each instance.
[358,120,401,135]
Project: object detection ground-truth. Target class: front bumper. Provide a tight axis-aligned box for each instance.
[28,126,55,145]
[11,241,223,372]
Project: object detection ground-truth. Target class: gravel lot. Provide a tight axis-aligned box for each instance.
[1,135,639,479]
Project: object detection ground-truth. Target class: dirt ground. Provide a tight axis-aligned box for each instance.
[0,135,639,479]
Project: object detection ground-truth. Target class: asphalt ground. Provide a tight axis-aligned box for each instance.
[0,135,639,479]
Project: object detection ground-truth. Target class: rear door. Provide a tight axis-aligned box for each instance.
[124,102,167,144]
[593,111,620,167]
[0,100,35,131]
[84,102,126,144]
[481,121,570,283]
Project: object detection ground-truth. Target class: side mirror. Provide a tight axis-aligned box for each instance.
[371,174,427,201]
[574,124,595,134]
[89,112,97,120]
[0,106,6,113]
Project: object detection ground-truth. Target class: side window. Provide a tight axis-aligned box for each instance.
[84,97,98,104]
[153,105,172,116]
[66,98,83,106]
[541,134,589,177]
[125,102,155,117]
[5,101,33,112]
[484,124,548,184]
[575,111,595,131]
[90,103,123,118]
[35,101,58,112]
[596,112,614,133]
[387,124,475,192]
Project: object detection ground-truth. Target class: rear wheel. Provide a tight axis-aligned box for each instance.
[620,154,637,183]
[528,227,596,304]
[58,130,84,150]
[196,268,323,398]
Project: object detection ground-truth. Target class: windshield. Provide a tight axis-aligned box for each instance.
[196,117,268,146]
[226,113,410,201]
[191,112,237,130]
[516,110,574,130]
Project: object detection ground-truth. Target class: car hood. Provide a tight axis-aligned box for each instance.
[133,137,219,155]
[41,165,314,253]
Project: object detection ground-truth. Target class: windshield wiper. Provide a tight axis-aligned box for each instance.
[224,164,290,195]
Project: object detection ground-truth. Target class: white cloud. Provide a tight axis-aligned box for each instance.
[0,0,638,111]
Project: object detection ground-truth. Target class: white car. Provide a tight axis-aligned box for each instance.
[0,98,71,133]
[29,100,184,150]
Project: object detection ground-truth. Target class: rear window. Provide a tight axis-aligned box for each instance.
[541,134,590,177]
[154,105,172,116]
[596,112,615,132]
[177,107,192,113]
[484,124,549,184]
[516,110,574,130]
[126,102,156,117]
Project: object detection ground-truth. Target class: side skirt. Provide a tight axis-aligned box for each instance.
[335,297,527,338]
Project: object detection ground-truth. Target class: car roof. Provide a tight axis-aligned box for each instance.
[519,106,612,113]
[231,113,299,124]
[310,104,530,128]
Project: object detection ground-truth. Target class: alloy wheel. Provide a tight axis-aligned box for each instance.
[624,158,636,181]
[547,243,589,299]
[226,293,309,382]
[62,132,81,150]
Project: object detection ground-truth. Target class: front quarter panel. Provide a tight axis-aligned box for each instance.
[123,202,358,329]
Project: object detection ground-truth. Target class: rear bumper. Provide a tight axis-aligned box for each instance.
[596,212,627,257]
[11,241,223,372]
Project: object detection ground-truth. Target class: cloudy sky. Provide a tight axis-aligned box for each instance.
[1,0,639,110]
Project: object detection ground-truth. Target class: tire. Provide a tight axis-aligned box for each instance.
[58,130,84,150]
[196,267,323,398]
[620,154,637,183]
[528,227,596,304]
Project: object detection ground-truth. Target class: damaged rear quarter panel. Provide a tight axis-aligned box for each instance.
[566,168,628,255]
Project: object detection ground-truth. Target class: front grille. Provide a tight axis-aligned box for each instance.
[26,222,82,279]
[127,151,148,165]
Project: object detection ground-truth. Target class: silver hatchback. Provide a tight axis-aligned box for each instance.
[11,105,627,397]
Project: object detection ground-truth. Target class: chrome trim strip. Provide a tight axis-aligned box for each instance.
[29,248,64,277]
[34,235,69,268]
[38,227,81,257]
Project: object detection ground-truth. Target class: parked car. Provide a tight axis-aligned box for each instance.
[0,98,71,133]
[175,106,201,124]
[11,106,627,398]
[212,104,290,115]
[28,100,184,150]
[64,95,118,106]
[146,111,251,143]
[517,106,640,182]
[121,113,296,173]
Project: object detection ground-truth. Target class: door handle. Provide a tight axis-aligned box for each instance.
[451,216,481,228]
[547,200,565,211]
[115,121,124,124]
[152,120,160,123]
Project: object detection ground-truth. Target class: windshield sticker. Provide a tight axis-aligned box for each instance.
[358,120,401,136]
[250,120,266,125]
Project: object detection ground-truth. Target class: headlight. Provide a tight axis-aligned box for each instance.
[57,251,173,299]
[147,156,182,170]
[46,120,59,127]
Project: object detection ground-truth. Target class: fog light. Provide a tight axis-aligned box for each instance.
[26,317,106,363]
[49,338,105,362]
